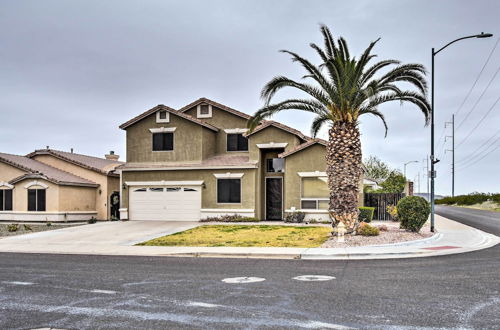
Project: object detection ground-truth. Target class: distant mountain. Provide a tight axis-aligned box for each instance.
[413,193,445,201]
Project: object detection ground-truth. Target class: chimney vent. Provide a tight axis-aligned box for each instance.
[71,148,73,153]
[105,151,119,161]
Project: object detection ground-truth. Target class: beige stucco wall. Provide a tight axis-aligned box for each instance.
[58,185,96,212]
[0,162,27,183]
[248,126,302,161]
[125,112,206,163]
[184,105,250,157]
[32,154,118,219]
[283,144,327,211]
[12,179,60,212]
[122,169,257,211]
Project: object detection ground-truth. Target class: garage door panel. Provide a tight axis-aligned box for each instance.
[129,185,201,221]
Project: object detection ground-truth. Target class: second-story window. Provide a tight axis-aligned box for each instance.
[152,132,174,151]
[227,133,248,152]
[266,158,284,172]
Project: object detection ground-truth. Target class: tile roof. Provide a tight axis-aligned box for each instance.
[245,120,309,141]
[0,152,98,187]
[119,105,219,132]
[27,149,123,176]
[278,138,327,158]
[118,155,257,170]
[178,97,252,120]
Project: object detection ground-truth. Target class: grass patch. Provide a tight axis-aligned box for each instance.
[137,225,331,248]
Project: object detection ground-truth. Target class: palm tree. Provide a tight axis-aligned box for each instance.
[248,25,430,232]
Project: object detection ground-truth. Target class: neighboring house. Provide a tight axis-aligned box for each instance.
[118,97,364,221]
[0,149,122,221]
[363,177,381,191]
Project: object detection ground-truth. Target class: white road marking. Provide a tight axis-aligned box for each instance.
[293,275,336,281]
[2,281,35,286]
[186,301,221,308]
[221,277,266,284]
[299,320,355,329]
[90,289,117,294]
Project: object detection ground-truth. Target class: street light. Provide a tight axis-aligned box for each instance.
[404,160,418,178]
[430,32,493,233]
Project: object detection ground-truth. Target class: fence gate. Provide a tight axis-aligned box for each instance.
[364,193,405,220]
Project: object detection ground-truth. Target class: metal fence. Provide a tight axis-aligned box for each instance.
[364,193,405,220]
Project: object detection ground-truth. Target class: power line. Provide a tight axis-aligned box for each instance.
[456,66,500,131]
[456,95,500,148]
[454,37,500,117]
[456,127,500,164]
[457,134,500,167]
[457,142,500,171]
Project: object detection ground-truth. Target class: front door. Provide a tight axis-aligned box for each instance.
[266,177,283,220]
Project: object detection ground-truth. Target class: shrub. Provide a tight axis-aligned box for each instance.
[397,196,430,232]
[7,224,19,232]
[358,223,380,236]
[200,214,260,222]
[23,224,32,231]
[46,222,52,227]
[88,217,97,224]
[284,211,305,223]
[435,192,500,206]
[387,205,399,221]
[358,207,375,223]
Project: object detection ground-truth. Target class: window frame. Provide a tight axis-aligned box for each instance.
[197,104,212,118]
[216,178,242,204]
[156,110,170,123]
[0,189,13,211]
[300,176,329,210]
[266,158,285,173]
[152,132,174,152]
[27,188,46,212]
[226,133,248,152]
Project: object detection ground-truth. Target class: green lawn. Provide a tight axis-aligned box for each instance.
[137,225,332,248]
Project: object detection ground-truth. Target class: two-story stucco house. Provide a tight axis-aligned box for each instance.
[0,149,122,221]
[118,98,362,221]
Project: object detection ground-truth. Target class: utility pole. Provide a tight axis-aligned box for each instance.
[445,114,455,197]
[424,157,430,201]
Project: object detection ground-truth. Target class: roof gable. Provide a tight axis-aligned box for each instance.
[119,105,219,132]
[245,120,308,141]
[178,97,252,120]
[0,152,98,187]
[27,149,123,176]
[278,138,327,158]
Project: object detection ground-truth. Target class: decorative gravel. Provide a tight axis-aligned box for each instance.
[0,223,82,239]
[321,221,433,248]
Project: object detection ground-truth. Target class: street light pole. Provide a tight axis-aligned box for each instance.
[404,160,418,179]
[430,32,493,233]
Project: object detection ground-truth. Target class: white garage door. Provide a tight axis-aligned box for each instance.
[129,186,201,221]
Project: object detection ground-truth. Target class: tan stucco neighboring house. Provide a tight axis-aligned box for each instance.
[0,149,122,222]
[118,97,365,222]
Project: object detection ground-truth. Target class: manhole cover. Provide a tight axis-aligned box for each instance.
[221,277,266,283]
[293,275,336,281]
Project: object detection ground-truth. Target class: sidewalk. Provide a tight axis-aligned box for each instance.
[0,215,498,260]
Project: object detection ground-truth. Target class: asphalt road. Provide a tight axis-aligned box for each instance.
[0,206,499,329]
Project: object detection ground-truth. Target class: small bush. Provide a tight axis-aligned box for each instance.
[387,205,399,221]
[200,214,260,222]
[23,224,32,231]
[284,211,305,223]
[358,223,380,236]
[46,222,52,227]
[88,217,97,224]
[397,196,430,232]
[7,224,19,232]
[358,207,375,223]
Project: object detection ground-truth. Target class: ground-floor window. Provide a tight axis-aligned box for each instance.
[28,189,46,212]
[301,177,329,210]
[217,179,241,203]
[0,189,13,211]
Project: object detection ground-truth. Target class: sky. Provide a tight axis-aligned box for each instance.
[0,0,498,196]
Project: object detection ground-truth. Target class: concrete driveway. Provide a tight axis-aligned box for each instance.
[0,221,200,255]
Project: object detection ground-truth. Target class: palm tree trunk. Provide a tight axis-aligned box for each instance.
[326,121,363,233]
